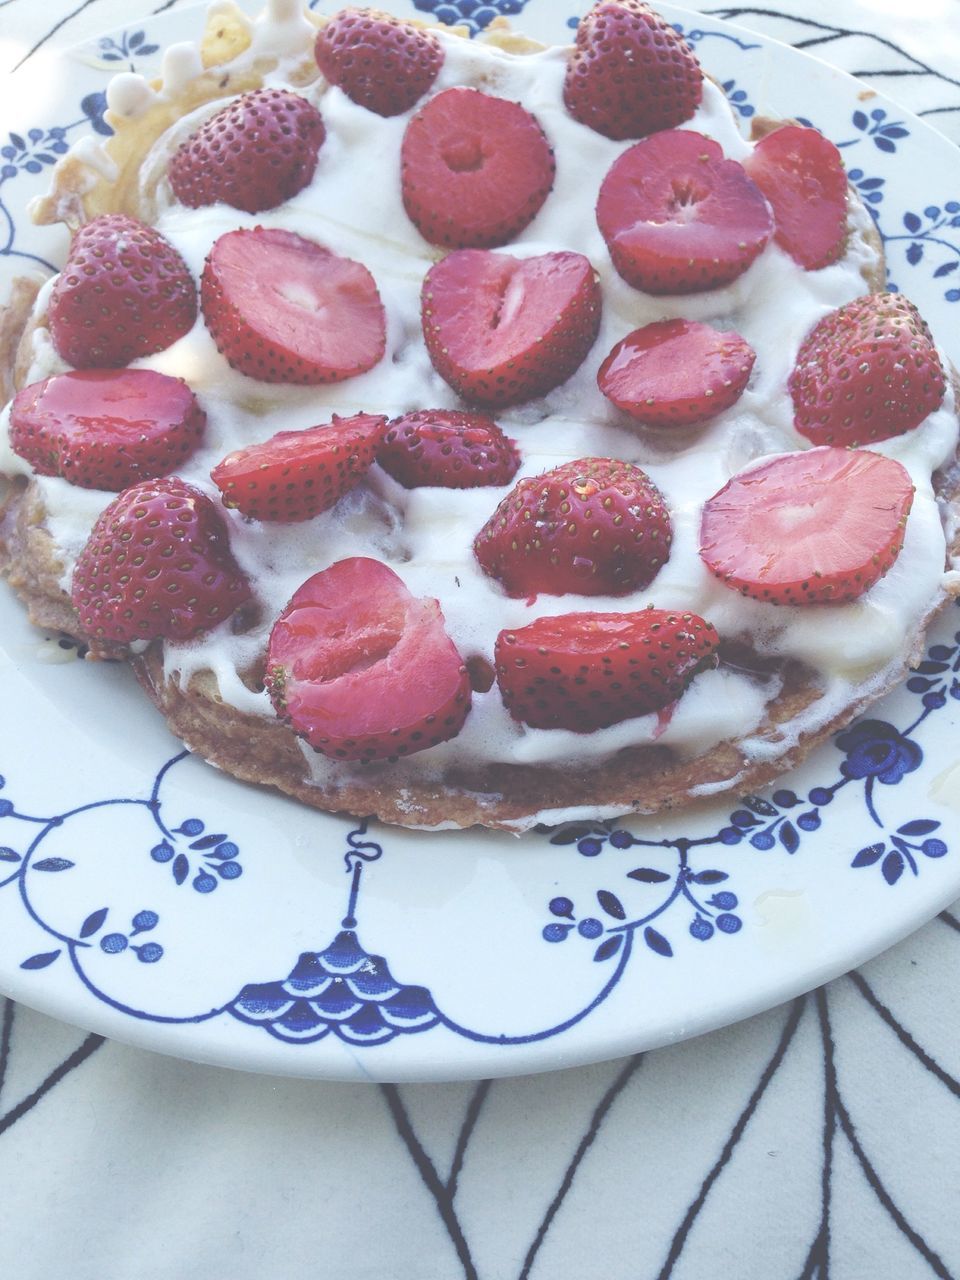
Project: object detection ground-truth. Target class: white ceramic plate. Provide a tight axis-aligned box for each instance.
[1,0,959,1082]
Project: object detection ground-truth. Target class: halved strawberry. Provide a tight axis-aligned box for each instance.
[598,319,755,426]
[169,88,326,215]
[596,130,773,294]
[48,214,197,369]
[71,476,253,649]
[699,447,915,605]
[265,558,471,761]
[401,88,555,248]
[789,293,946,447]
[10,369,205,491]
[378,410,520,489]
[422,249,601,407]
[564,1,703,141]
[211,413,386,521]
[201,227,386,385]
[495,608,720,731]
[314,8,443,118]
[474,457,672,598]
[743,125,847,270]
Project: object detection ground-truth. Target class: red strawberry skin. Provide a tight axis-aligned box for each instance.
[211,413,386,521]
[597,131,773,294]
[474,457,672,599]
[422,249,601,408]
[201,227,386,385]
[378,410,520,489]
[169,88,326,215]
[598,319,755,427]
[10,369,205,491]
[495,608,720,731]
[265,558,471,761]
[564,1,703,142]
[699,447,915,605]
[789,293,946,447]
[401,88,555,249]
[315,8,443,118]
[743,125,847,271]
[48,214,197,369]
[71,476,253,649]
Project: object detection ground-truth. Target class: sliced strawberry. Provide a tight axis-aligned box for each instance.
[743,125,847,270]
[168,88,326,215]
[789,293,946,447]
[699,447,915,605]
[422,249,601,407]
[596,130,773,294]
[265,558,471,761]
[495,608,719,731]
[201,227,386,385]
[71,476,253,649]
[378,410,520,489]
[211,412,386,521]
[598,319,755,427]
[401,88,555,248]
[474,457,672,598]
[314,8,443,118]
[564,1,703,141]
[48,214,197,369]
[9,369,205,491]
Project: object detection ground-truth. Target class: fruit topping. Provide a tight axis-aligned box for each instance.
[48,214,197,369]
[212,412,387,522]
[201,227,386,385]
[598,319,755,427]
[168,88,326,215]
[314,7,443,117]
[495,608,719,731]
[378,410,520,489]
[789,293,946,447]
[474,457,672,599]
[422,249,601,408]
[742,124,847,270]
[699,446,915,605]
[564,1,703,142]
[265,558,471,761]
[596,130,773,294]
[71,476,253,648]
[10,369,206,491]
[401,88,555,248]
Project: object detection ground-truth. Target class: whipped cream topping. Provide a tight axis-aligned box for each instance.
[3,6,958,811]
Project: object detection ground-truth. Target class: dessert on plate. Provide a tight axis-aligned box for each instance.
[0,0,957,831]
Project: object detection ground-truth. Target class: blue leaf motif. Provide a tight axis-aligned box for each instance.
[593,935,623,962]
[173,853,189,885]
[644,927,673,958]
[897,819,940,836]
[80,908,108,938]
[128,29,145,47]
[882,126,909,139]
[744,795,778,818]
[139,44,160,56]
[691,870,728,884]
[882,851,905,885]
[190,833,228,850]
[9,133,25,152]
[33,858,74,872]
[875,137,896,154]
[779,822,800,854]
[903,212,922,233]
[906,242,923,266]
[0,847,21,863]
[21,950,61,970]
[852,843,885,867]
[934,262,958,278]
[597,890,626,920]
[627,867,671,883]
[853,110,868,131]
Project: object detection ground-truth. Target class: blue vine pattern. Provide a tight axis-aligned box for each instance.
[93,30,160,70]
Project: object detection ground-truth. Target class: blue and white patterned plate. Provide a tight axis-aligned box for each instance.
[1,0,959,1082]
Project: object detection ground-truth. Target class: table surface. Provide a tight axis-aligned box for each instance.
[1,1,959,1277]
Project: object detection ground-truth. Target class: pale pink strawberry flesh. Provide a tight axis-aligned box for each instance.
[743,125,847,270]
[700,447,915,604]
[266,558,470,760]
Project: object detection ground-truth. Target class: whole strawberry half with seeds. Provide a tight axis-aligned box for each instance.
[597,130,773,294]
[474,457,672,599]
[495,608,720,731]
[168,88,326,215]
[266,557,471,762]
[422,249,601,408]
[378,410,520,489]
[699,446,915,605]
[789,292,946,447]
[10,369,205,491]
[71,476,253,650]
[314,8,443,118]
[48,214,197,369]
[401,88,555,249]
[211,413,387,521]
[201,227,386,385]
[564,0,703,141]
